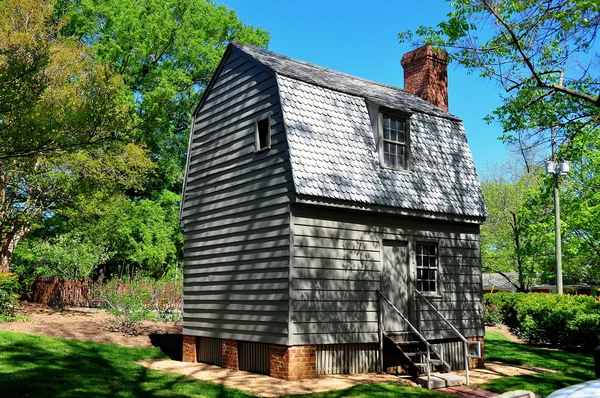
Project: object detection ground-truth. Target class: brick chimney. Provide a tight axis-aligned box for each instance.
[401,45,449,111]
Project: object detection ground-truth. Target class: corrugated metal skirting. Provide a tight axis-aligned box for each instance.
[316,343,379,375]
[437,340,465,370]
[197,337,222,366]
[238,342,270,375]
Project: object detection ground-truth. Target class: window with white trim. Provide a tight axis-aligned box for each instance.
[416,242,438,293]
[382,115,408,169]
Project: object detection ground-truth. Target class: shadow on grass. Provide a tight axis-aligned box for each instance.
[482,332,596,398]
[0,331,252,398]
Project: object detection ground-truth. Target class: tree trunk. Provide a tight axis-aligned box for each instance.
[511,211,529,292]
[0,253,9,273]
[0,225,27,273]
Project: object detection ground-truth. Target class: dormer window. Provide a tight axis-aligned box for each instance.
[382,115,408,169]
[255,116,271,152]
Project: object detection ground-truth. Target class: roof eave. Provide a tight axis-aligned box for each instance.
[294,194,486,225]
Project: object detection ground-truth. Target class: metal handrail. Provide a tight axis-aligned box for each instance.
[414,290,481,386]
[378,290,448,389]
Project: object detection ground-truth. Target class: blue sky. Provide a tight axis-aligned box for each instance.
[221,0,509,178]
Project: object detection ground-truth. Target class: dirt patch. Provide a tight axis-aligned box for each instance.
[455,361,558,386]
[139,359,557,397]
[138,360,415,397]
[0,302,181,352]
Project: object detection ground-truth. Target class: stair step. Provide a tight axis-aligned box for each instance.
[397,341,424,346]
[416,372,465,389]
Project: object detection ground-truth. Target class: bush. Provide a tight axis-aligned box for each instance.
[93,277,182,333]
[0,272,20,318]
[150,279,182,323]
[483,302,503,326]
[94,278,152,334]
[484,292,600,350]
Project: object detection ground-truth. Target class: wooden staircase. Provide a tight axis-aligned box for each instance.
[383,333,450,373]
[378,291,482,389]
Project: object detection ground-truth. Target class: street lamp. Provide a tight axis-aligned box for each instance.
[545,159,569,295]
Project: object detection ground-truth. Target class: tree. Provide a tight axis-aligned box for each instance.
[63,0,270,193]
[399,0,600,151]
[9,0,269,278]
[480,160,547,291]
[553,132,600,282]
[0,0,154,272]
[0,0,131,160]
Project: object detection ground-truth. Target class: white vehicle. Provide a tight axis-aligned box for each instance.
[548,379,600,398]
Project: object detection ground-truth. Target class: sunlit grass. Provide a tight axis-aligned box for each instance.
[481,331,595,397]
[0,331,451,397]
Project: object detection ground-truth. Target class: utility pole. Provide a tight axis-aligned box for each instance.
[551,124,563,295]
[551,71,565,295]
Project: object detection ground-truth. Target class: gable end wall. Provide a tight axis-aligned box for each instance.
[181,48,293,345]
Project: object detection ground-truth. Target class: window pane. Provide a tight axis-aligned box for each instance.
[398,131,405,143]
[429,245,436,255]
[383,127,389,140]
[383,117,390,128]
[430,281,436,292]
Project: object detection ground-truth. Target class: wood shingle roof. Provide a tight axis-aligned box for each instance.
[231,43,487,220]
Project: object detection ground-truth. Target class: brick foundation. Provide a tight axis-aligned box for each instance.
[222,339,239,369]
[270,344,316,381]
[182,335,197,362]
[468,336,485,368]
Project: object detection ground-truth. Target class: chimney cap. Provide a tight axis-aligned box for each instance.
[401,45,449,67]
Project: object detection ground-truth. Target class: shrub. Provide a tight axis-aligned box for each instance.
[94,278,152,334]
[150,279,182,323]
[483,292,600,350]
[0,272,20,318]
[92,277,182,332]
[483,301,503,327]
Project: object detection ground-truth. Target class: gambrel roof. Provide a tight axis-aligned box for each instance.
[198,43,486,220]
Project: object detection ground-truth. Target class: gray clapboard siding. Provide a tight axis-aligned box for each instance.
[290,204,483,345]
[182,47,292,344]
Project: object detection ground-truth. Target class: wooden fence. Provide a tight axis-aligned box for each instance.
[32,276,100,307]
[31,277,183,310]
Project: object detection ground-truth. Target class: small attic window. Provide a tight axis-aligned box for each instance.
[255,116,271,152]
[381,114,409,170]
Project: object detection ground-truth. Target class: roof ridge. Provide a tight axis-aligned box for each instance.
[230,41,461,121]
[233,41,420,98]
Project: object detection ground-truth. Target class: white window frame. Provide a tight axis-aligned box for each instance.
[377,110,411,170]
[415,241,439,295]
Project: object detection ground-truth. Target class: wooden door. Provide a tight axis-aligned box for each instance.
[382,240,411,333]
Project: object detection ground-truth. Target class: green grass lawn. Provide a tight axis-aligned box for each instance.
[0,331,448,398]
[481,331,597,398]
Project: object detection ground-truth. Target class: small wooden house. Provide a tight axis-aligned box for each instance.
[180,43,487,382]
